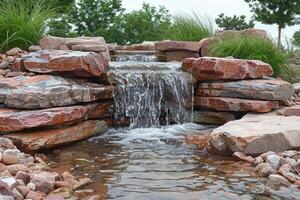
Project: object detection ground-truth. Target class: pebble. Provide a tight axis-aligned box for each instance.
[0,61,9,69]
[0,177,17,189]
[253,156,264,166]
[2,149,22,165]
[7,164,30,176]
[259,151,276,161]
[28,45,42,52]
[15,171,31,185]
[268,174,291,186]
[255,163,276,177]
[82,195,101,200]
[233,152,254,163]
[16,185,30,197]
[266,155,281,170]
[27,182,36,191]
[26,190,46,200]
[72,178,92,190]
[49,187,73,198]
[294,159,300,174]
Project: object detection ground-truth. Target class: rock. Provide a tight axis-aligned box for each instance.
[215,28,267,39]
[49,187,73,198]
[259,151,276,161]
[39,36,68,50]
[6,120,108,152]
[22,50,108,77]
[280,170,299,182]
[12,188,23,200]
[182,57,273,81]
[0,177,16,189]
[0,62,9,69]
[156,51,199,62]
[15,179,25,187]
[282,157,297,166]
[6,164,29,176]
[0,170,12,178]
[193,111,237,124]
[54,181,71,188]
[125,43,154,51]
[26,190,46,200]
[266,155,281,170]
[154,41,202,52]
[28,46,42,52]
[294,160,300,174]
[196,79,294,101]
[210,112,300,154]
[82,195,101,200]
[45,194,64,200]
[0,181,14,196]
[0,163,6,172]
[199,37,220,57]
[255,163,276,177]
[182,58,197,70]
[278,164,292,173]
[2,149,22,165]
[194,97,278,113]
[268,174,291,186]
[30,172,56,194]
[278,105,300,116]
[0,75,114,109]
[6,48,22,56]
[74,189,94,199]
[253,156,264,166]
[294,83,300,93]
[281,150,299,158]
[0,138,15,151]
[61,172,75,183]
[16,186,30,197]
[72,178,92,190]
[71,44,107,52]
[26,183,36,191]
[0,103,112,132]
[59,45,69,50]
[233,152,254,163]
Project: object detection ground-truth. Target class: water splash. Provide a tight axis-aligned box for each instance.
[111,62,194,129]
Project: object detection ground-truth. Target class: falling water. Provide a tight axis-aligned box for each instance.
[110,61,194,128]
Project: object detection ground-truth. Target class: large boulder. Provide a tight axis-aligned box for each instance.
[194,97,279,113]
[196,79,294,101]
[210,112,300,154]
[154,41,202,52]
[215,28,268,39]
[182,57,273,81]
[5,120,108,152]
[0,75,114,109]
[22,50,108,77]
[0,103,112,132]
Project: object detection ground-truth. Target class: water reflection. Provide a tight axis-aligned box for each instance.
[47,124,300,200]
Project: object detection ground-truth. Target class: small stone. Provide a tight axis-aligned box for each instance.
[54,181,71,188]
[26,183,36,191]
[253,156,264,166]
[283,157,297,166]
[0,177,16,189]
[0,69,6,76]
[45,194,65,200]
[28,46,42,52]
[255,163,277,177]
[6,164,30,176]
[0,62,9,69]
[281,150,299,158]
[12,188,23,200]
[294,159,300,174]
[278,164,292,174]
[15,179,25,187]
[49,187,73,198]
[268,174,291,186]
[16,186,30,197]
[266,155,281,170]
[74,189,94,199]
[30,172,55,194]
[82,195,101,200]
[15,172,31,185]
[0,195,14,200]
[2,149,22,165]
[6,48,22,56]
[61,172,75,183]
[0,138,15,151]
[280,170,298,182]
[0,180,15,196]
[259,151,276,161]
[0,163,7,172]
[233,152,254,163]
[26,190,46,200]
[72,178,92,190]
[0,170,12,178]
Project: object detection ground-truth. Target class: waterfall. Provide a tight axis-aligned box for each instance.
[110,61,194,128]
[113,51,158,62]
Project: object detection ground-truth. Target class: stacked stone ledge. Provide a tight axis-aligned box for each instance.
[0,37,115,152]
[182,57,295,125]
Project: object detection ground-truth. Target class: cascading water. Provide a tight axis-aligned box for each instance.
[110,61,194,128]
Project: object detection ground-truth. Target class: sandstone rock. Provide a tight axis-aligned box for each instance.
[0,62,9,69]
[278,105,300,116]
[193,111,237,124]
[6,48,22,56]
[0,163,6,172]
[199,37,220,57]
[154,41,202,52]
[15,179,25,187]
[259,151,276,161]
[71,44,107,52]
[61,172,75,183]
[294,160,300,174]
[74,189,94,199]
[294,83,300,93]
[233,152,254,163]
[268,174,291,186]
[49,187,72,198]
[210,112,300,154]
[16,186,30,197]
[54,181,71,188]
[253,157,264,166]
[182,57,273,81]
[280,170,298,182]
[12,188,23,200]
[196,79,294,101]
[22,50,108,77]
[6,120,108,152]
[194,97,278,113]
[0,138,15,151]
[0,75,114,109]
[16,172,30,185]
[46,194,64,200]
[266,155,281,170]
[26,190,46,200]
[26,183,36,191]
[2,149,22,165]
[281,150,299,158]
[255,163,276,177]
[125,43,154,51]
[82,195,101,200]
[59,45,69,50]
[0,103,112,132]
[0,181,14,196]
[278,164,292,174]
[156,51,199,62]
[0,177,16,189]
[6,164,30,176]
[30,172,56,194]
[28,46,42,52]
[182,58,197,70]
[72,178,92,190]
[39,36,68,50]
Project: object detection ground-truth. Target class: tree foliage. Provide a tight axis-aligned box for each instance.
[245,0,300,46]
[215,13,255,30]
[293,30,300,47]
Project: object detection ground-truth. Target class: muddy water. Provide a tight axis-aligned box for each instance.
[47,124,300,200]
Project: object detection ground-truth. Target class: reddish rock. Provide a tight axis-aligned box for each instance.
[30,172,56,194]
[196,79,294,101]
[154,41,202,52]
[0,103,112,132]
[193,111,236,124]
[194,97,279,113]
[15,171,31,185]
[5,120,108,152]
[54,181,71,188]
[6,164,30,175]
[156,51,199,62]
[215,28,267,39]
[0,75,114,109]
[233,152,254,163]
[182,58,197,71]
[125,43,154,51]
[183,57,273,81]
[39,36,68,50]
[26,190,46,200]
[199,37,220,57]
[46,194,65,200]
[22,50,108,77]
[16,185,30,197]
[0,181,14,196]
[278,105,300,116]
[71,44,107,52]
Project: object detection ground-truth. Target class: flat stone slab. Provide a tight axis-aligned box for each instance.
[193,111,237,124]
[182,57,273,81]
[210,112,300,154]
[0,103,112,132]
[277,105,300,116]
[194,97,279,113]
[22,50,108,77]
[0,75,114,109]
[196,79,294,101]
[5,120,108,152]
[154,41,202,52]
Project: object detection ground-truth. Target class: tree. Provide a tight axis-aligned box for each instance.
[245,0,300,47]
[215,13,255,30]
[293,30,300,46]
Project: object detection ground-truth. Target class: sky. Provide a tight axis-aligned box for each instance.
[122,0,300,42]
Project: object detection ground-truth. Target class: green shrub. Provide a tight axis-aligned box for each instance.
[0,0,56,51]
[210,35,297,82]
[165,13,213,41]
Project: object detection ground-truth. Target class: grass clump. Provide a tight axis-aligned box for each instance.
[210,35,297,82]
[165,13,213,41]
[0,0,57,51]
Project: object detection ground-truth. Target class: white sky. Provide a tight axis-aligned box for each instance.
[122,0,300,42]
